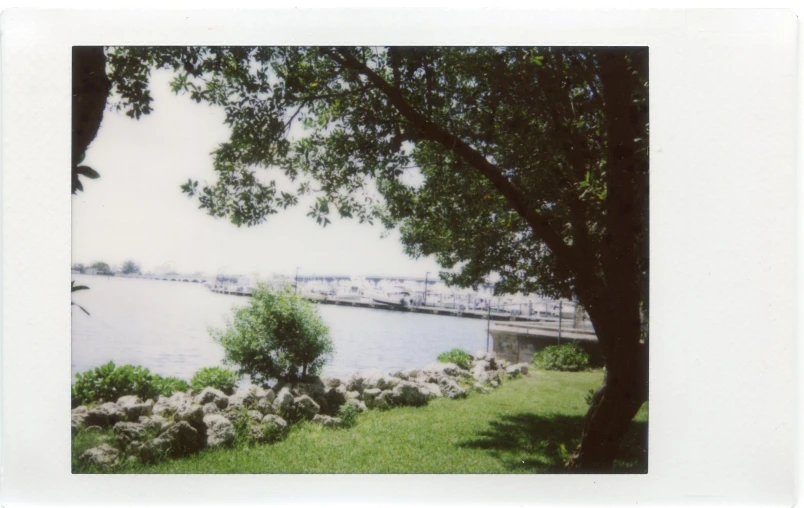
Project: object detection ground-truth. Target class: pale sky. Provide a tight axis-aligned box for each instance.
[72,69,443,278]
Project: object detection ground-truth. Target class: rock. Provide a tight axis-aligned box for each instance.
[420,363,471,382]
[312,414,343,428]
[389,368,420,380]
[228,385,263,410]
[72,406,88,415]
[391,381,430,407]
[116,395,142,407]
[122,399,154,421]
[506,363,529,377]
[261,414,288,431]
[153,392,191,416]
[471,364,490,384]
[85,402,127,427]
[125,440,155,463]
[247,410,264,422]
[272,386,295,412]
[362,388,389,410]
[79,444,119,468]
[141,414,170,433]
[361,388,382,403]
[202,402,220,415]
[175,403,205,430]
[473,383,491,394]
[323,386,347,414]
[498,359,510,370]
[437,377,467,399]
[293,380,328,413]
[194,387,229,409]
[473,350,491,361]
[293,395,320,420]
[84,425,103,432]
[255,398,276,415]
[344,399,367,413]
[249,415,288,443]
[472,359,491,371]
[335,384,348,395]
[346,390,361,401]
[346,372,366,393]
[324,377,342,388]
[262,389,277,404]
[418,382,443,398]
[361,370,402,391]
[203,414,235,448]
[71,410,88,433]
[113,421,145,447]
[151,421,199,456]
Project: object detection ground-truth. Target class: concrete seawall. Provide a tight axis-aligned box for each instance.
[490,322,602,366]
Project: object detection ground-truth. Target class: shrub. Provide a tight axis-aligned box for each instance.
[151,375,191,397]
[211,284,334,384]
[191,366,239,394]
[531,343,590,372]
[437,348,473,370]
[72,362,158,406]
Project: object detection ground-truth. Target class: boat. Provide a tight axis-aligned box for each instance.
[333,285,364,302]
[371,286,412,307]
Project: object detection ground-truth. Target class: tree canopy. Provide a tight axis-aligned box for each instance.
[90,261,112,274]
[121,260,141,275]
[106,47,647,304]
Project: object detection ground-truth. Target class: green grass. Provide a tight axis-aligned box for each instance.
[72,370,647,474]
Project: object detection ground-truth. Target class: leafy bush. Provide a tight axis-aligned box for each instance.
[531,343,590,372]
[72,362,152,406]
[211,284,334,383]
[191,366,239,394]
[437,348,473,370]
[151,375,191,397]
[72,362,191,406]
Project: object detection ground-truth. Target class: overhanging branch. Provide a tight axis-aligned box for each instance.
[323,47,588,278]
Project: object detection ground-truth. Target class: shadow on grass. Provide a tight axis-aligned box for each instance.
[459,413,647,473]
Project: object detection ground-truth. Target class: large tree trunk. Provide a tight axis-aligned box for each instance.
[565,312,648,471]
[564,49,649,473]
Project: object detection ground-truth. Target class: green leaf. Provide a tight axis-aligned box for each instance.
[76,166,100,179]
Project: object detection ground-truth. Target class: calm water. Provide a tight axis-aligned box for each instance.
[71,275,489,381]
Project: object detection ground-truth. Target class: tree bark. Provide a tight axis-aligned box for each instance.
[567,276,648,472]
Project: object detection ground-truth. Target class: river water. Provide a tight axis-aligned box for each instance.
[71,275,489,381]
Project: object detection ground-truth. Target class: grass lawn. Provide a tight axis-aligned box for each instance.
[73,370,647,474]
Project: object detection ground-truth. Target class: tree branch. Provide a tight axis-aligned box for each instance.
[323,47,589,278]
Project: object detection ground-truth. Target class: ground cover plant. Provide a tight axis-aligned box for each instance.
[72,370,647,474]
[437,348,473,370]
[532,343,591,372]
[72,361,189,407]
[190,366,239,395]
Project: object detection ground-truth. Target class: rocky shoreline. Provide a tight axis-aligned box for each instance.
[73,352,530,469]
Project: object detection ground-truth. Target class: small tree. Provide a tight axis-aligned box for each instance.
[90,261,112,274]
[211,284,333,383]
[72,263,85,273]
[121,260,141,274]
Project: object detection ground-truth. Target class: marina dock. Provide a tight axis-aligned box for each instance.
[209,287,561,323]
